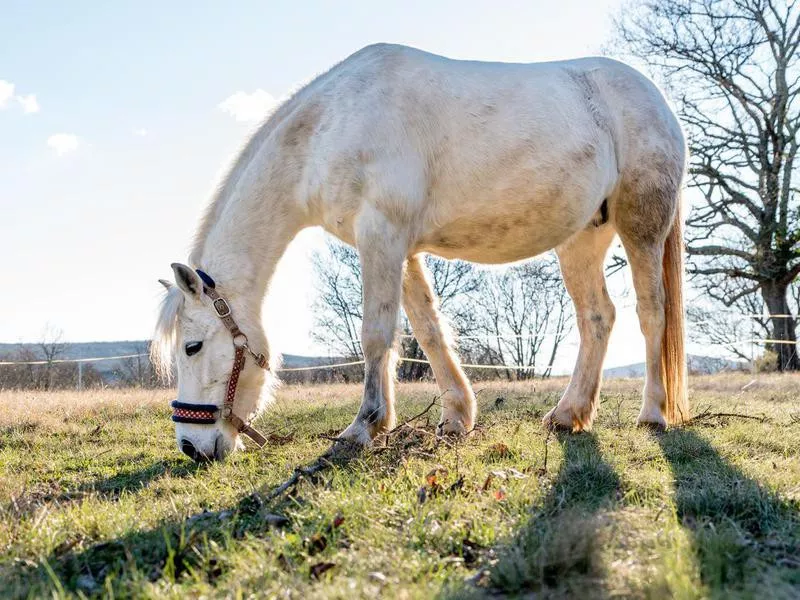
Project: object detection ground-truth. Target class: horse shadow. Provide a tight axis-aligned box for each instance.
[4,441,377,597]
[443,432,622,598]
[446,427,800,598]
[655,428,800,595]
[70,459,202,500]
[4,459,202,523]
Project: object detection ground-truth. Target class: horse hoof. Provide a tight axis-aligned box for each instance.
[636,409,667,432]
[636,420,667,433]
[436,418,470,437]
[337,423,373,447]
[542,406,572,431]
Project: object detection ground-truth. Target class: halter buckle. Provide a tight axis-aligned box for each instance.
[213,298,232,318]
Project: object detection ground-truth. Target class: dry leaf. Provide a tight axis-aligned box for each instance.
[448,475,465,494]
[489,443,510,457]
[425,465,448,486]
[494,488,507,501]
[306,533,327,555]
[309,561,336,579]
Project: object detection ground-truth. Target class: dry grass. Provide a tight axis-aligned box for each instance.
[1,374,799,598]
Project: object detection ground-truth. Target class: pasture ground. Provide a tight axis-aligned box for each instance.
[1,375,799,598]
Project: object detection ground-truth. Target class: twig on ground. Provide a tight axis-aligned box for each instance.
[261,450,341,503]
[388,394,443,434]
[687,409,768,425]
[540,425,553,476]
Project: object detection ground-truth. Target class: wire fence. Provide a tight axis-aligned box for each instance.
[0,314,796,388]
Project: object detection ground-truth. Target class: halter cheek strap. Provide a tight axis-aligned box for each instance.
[221,344,268,446]
[170,269,268,448]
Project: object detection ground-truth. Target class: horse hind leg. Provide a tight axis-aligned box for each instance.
[616,172,688,428]
[543,224,617,431]
[402,254,476,435]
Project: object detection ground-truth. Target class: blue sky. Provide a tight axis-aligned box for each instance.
[2,0,683,369]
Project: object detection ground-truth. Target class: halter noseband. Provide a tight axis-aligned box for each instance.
[170,269,268,448]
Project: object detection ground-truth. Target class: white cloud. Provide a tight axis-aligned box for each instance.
[0,80,15,108]
[17,94,39,114]
[218,89,278,122]
[133,128,148,137]
[47,133,80,156]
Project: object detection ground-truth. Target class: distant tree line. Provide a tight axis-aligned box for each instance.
[0,331,163,390]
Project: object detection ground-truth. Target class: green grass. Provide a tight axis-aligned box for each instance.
[1,375,799,598]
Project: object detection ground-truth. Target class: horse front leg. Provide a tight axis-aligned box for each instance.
[338,210,407,446]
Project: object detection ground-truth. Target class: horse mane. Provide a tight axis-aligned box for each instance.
[153,92,311,381]
[150,286,184,381]
[188,79,322,266]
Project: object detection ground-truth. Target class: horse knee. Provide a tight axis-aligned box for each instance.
[577,298,615,340]
[361,323,396,358]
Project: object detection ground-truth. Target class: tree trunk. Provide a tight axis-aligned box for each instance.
[761,283,799,371]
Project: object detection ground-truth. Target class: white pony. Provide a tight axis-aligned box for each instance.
[154,43,688,462]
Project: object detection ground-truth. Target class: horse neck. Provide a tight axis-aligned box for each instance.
[191,172,306,317]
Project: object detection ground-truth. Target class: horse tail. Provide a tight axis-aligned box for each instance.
[661,197,689,424]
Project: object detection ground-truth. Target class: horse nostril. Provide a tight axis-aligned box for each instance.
[180,439,200,462]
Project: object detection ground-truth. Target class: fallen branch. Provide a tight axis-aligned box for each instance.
[261,449,338,503]
[261,394,443,503]
[687,410,768,425]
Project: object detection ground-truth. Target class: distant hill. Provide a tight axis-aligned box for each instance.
[0,341,347,385]
[603,354,746,379]
[1,341,746,385]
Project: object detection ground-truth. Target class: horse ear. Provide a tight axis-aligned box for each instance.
[170,263,202,297]
[158,279,172,290]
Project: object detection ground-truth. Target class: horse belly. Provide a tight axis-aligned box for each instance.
[418,212,576,263]
[418,170,609,264]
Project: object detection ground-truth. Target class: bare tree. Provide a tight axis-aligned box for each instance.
[688,277,799,363]
[312,237,487,379]
[472,255,573,379]
[117,342,162,388]
[311,239,364,359]
[312,238,574,379]
[615,0,800,370]
[38,326,67,391]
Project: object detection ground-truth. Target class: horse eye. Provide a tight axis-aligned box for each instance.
[185,341,203,356]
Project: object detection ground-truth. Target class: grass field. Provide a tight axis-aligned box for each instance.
[1,375,799,598]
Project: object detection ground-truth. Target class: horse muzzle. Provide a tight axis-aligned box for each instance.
[179,434,229,462]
